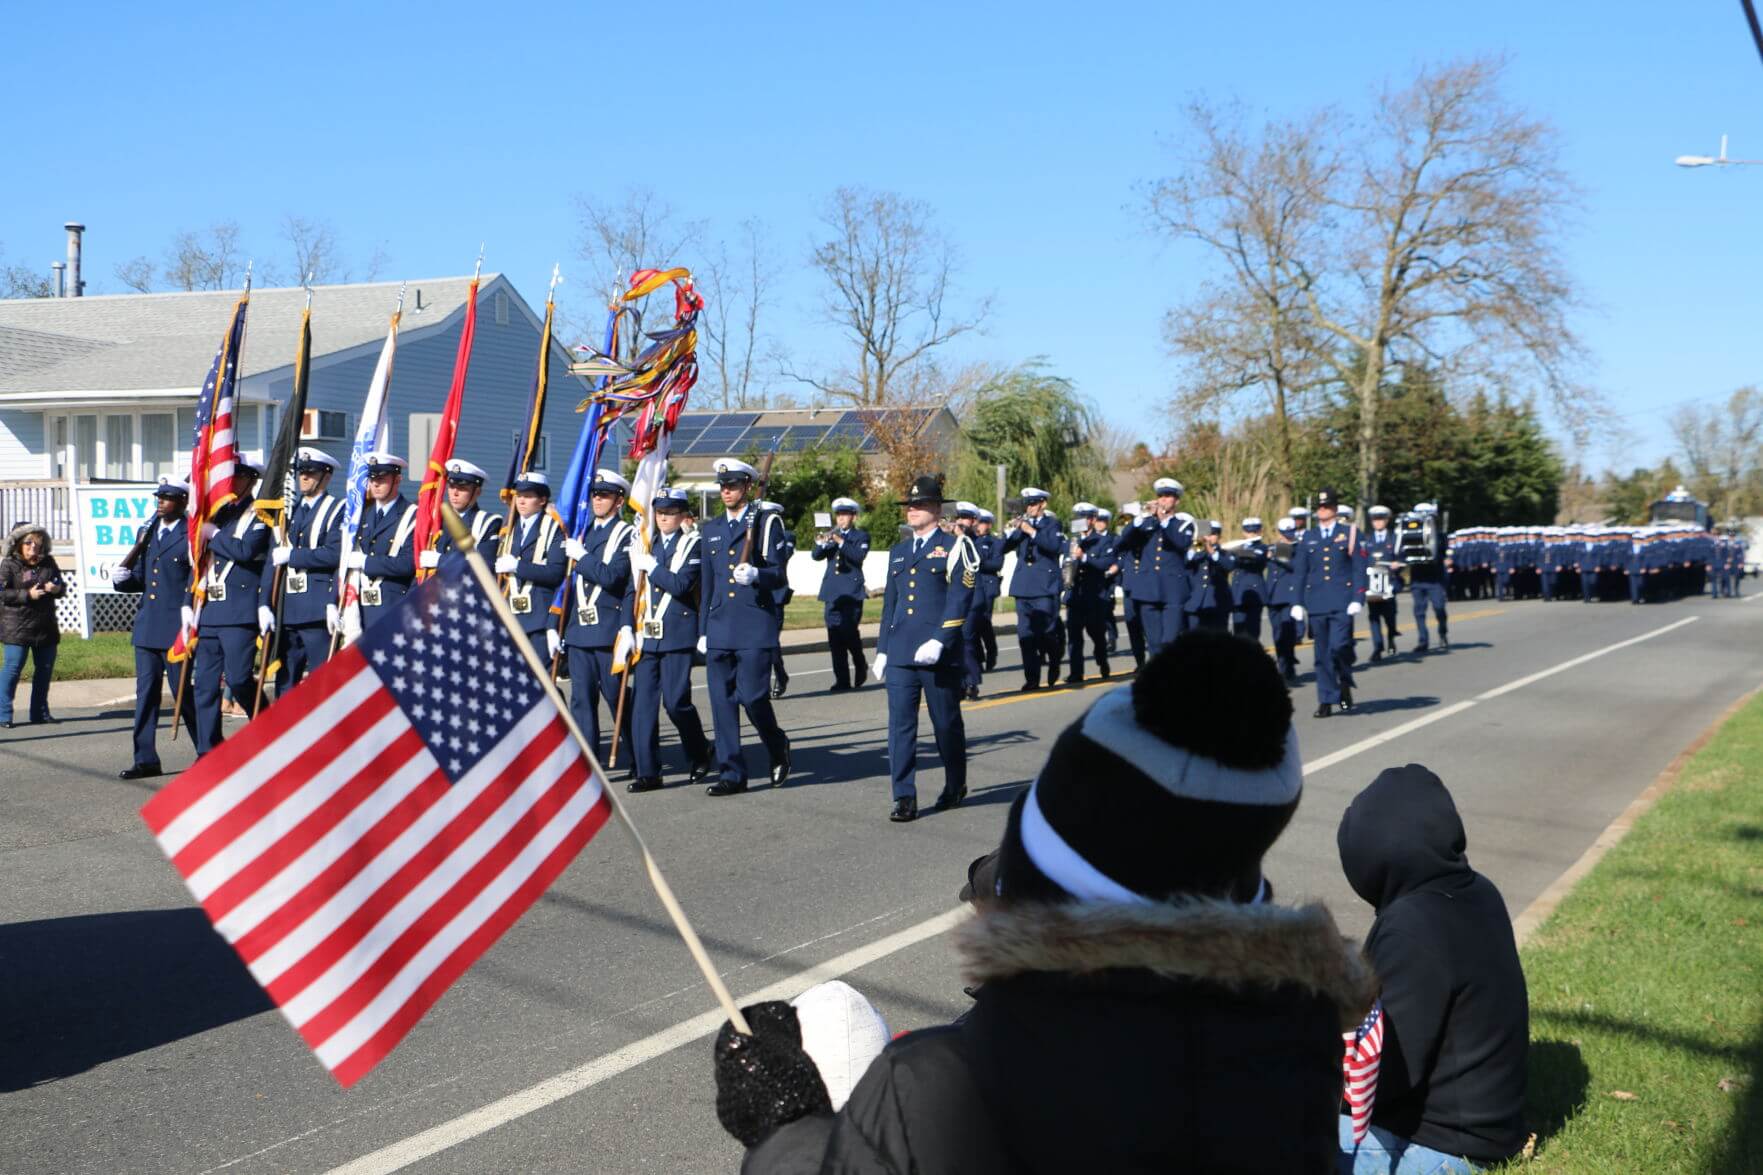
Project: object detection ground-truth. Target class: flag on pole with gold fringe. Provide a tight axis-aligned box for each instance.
[413,272,480,576]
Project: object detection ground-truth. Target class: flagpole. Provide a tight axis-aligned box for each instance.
[252,277,316,712]
[331,283,406,659]
[441,503,751,1037]
[496,263,562,598]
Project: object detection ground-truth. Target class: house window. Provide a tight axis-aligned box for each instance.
[74,415,96,482]
[141,413,175,481]
[237,404,260,463]
[512,430,548,471]
[495,290,509,325]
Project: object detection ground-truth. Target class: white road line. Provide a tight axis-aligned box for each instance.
[322,611,1700,1174]
[324,907,968,1175]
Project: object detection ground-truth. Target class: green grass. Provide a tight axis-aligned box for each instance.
[1513,688,1763,1172]
[50,631,137,680]
[781,596,1014,630]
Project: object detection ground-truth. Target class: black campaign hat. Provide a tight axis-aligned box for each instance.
[898,474,951,506]
[1315,487,1340,508]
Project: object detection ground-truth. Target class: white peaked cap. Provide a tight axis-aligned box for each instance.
[445,457,488,480]
[1020,486,1050,500]
[714,457,758,480]
[296,446,341,470]
[587,468,627,493]
[831,496,860,512]
[1153,477,1183,494]
[364,451,406,470]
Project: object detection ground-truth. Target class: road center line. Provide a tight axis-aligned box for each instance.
[322,611,1701,1175]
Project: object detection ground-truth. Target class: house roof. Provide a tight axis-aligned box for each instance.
[0,276,498,397]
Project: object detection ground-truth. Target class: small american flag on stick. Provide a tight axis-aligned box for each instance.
[1342,998,1386,1146]
[142,554,612,1086]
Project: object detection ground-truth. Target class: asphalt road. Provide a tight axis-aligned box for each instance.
[4,592,1760,1174]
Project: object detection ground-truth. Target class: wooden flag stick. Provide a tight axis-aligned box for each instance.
[440,503,751,1036]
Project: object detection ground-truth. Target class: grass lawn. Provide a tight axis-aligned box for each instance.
[50,631,137,680]
[1514,687,1763,1172]
[780,596,1014,631]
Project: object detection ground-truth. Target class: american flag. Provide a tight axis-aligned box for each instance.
[1342,998,1386,1146]
[141,557,613,1086]
[171,294,249,661]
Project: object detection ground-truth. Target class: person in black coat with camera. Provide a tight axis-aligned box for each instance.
[711,629,1375,1173]
[0,522,67,727]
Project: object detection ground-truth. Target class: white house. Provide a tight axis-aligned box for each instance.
[0,275,595,546]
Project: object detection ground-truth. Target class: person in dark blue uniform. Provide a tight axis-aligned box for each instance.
[553,469,624,757]
[193,461,271,754]
[812,495,870,692]
[497,469,568,662]
[1111,477,1193,653]
[1227,517,1269,643]
[873,474,977,822]
[266,447,343,693]
[1062,502,1114,683]
[1407,502,1450,653]
[698,458,792,795]
[970,508,1004,677]
[1000,486,1064,690]
[1115,502,1148,669]
[1183,521,1235,631]
[1267,516,1301,684]
[430,457,504,563]
[1290,487,1368,718]
[950,502,987,699]
[341,453,416,633]
[621,486,712,791]
[763,501,796,699]
[1363,504,1402,662]
[1096,507,1121,655]
[113,477,199,778]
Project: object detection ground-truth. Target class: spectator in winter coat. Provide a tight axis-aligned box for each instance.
[712,628,1376,1174]
[0,523,67,727]
[1336,765,1530,1173]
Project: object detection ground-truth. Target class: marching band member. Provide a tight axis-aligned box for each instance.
[1000,487,1065,691]
[621,487,712,791]
[1289,488,1368,718]
[267,447,343,692]
[1228,517,1269,642]
[1364,504,1402,661]
[1112,478,1194,652]
[1267,516,1302,684]
[1115,502,1148,669]
[969,508,1004,681]
[1062,502,1114,683]
[341,453,416,631]
[812,496,870,692]
[1183,520,1234,631]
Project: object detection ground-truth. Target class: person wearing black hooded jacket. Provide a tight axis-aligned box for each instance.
[711,630,1377,1173]
[1336,765,1530,1171]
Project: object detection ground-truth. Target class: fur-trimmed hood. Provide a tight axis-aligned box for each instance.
[957,899,1376,1028]
[2,523,52,563]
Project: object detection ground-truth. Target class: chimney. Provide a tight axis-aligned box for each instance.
[64,221,85,297]
[50,261,66,298]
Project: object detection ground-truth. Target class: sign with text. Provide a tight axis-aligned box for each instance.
[73,483,157,591]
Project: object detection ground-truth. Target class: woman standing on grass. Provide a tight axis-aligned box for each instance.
[0,523,67,728]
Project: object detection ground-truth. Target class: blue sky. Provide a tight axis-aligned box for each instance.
[4,1,1757,474]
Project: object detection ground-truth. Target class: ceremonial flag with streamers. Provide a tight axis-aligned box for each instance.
[336,307,400,634]
[1342,998,1386,1146]
[171,292,250,662]
[413,276,480,574]
[141,556,612,1086]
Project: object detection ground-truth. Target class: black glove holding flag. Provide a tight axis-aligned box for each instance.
[713,1001,832,1147]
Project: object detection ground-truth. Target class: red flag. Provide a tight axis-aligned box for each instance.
[413,277,480,574]
[140,558,611,1086]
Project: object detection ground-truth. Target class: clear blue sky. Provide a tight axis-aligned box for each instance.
[4,0,1757,475]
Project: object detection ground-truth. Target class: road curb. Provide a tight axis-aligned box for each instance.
[1511,680,1763,946]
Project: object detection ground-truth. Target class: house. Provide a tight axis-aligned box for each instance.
[0,275,594,547]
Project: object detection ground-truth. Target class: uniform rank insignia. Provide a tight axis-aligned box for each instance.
[963,570,975,587]
[929,547,947,559]
[286,571,308,594]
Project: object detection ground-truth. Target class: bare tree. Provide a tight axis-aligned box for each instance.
[1293,57,1590,505]
[160,221,247,291]
[281,215,341,284]
[1671,386,1763,518]
[0,244,54,298]
[572,187,704,354]
[114,255,157,293]
[785,186,991,407]
[699,218,776,410]
[1149,103,1339,499]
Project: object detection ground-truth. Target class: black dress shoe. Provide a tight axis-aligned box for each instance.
[1022,681,1042,693]
[985,659,998,672]
[934,783,967,812]
[1063,674,1084,686]
[890,797,917,823]
[119,764,163,780]
[828,682,853,693]
[32,713,58,725]
[706,778,748,797]
[769,737,791,787]
[964,686,980,701]
[1339,686,1354,712]
[626,776,664,793]
[770,682,788,699]
[1098,665,1112,679]
[1314,703,1334,718]
[688,759,713,784]
[1369,651,1383,663]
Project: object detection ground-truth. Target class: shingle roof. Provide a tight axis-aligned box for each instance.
[0,276,490,395]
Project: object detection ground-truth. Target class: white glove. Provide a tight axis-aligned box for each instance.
[872,652,888,681]
[344,550,367,569]
[613,626,634,664]
[181,605,196,631]
[912,638,944,665]
[1346,601,1363,617]
[629,550,658,575]
[696,635,708,655]
[564,537,588,561]
[325,603,340,635]
[202,522,218,541]
[418,549,440,569]
[1290,605,1306,624]
[271,546,293,567]
[494,554,520,575]
[257,606,275,634]
[733,562,758,586]
[545,629,561,660]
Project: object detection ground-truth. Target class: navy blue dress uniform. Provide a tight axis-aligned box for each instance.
[552,470,626,759]
[345,453,417,632]
[1063,503,1114,682]
[967,509,1005,681]
[1266,518,1302,681]
[812,496,870,691]
[1000,487,1066,690]
[1095,506,1121,654]
[698,458,792,795]
[763,502,796,698]
[874,476,978,822]
[621,488,713,791]
[1289,490,1369,717]
[1227,518,1269,642]
[113,477,199,778]
[1115,505,1148,668]
[1183,522,1235,631]
[432,458,505,559]
[269,448,344,693]
[495,471,567,660]
[1363,506,1402,661]
[193,467,272,754]
[1110,479,1194,652]
[1404,502,1449,650]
